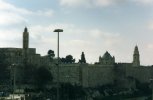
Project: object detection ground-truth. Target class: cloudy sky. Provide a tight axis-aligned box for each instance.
[0,0,153,65]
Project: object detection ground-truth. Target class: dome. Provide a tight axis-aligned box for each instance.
[102,51,112,60]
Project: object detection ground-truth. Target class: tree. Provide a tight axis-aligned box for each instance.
[60,58,66,63]
[35,67,53,89]
[60,55,75,63]
[47,50,55,60]
[0,51,10,85]
[65,55,75,63]
[79,52,86,63]
[23,64,37,84]
[60,83,86,100]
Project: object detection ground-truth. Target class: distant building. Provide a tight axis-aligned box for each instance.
[99,51,115,65]
[0,27,49,67]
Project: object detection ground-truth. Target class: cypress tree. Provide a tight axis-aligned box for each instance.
[79,52,86,63]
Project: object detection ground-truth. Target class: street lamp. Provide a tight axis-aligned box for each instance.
[54,29,63,100]
[10,64,17,100]
[150,79,153,100]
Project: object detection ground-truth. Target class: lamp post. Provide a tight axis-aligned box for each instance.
[65,75,71,100]
[150,79,153,100]
[54,29,63,100]
[10,64,16,100]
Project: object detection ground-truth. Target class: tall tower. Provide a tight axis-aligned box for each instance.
[132,45,140,66]
[23,27,29,65]
[23,27,29,49]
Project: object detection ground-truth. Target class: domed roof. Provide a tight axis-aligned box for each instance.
[102,51,112,60]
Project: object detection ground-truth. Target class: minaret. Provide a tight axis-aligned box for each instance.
[23,27,29,49]
[23,27,29,65]
[132,45,140,66]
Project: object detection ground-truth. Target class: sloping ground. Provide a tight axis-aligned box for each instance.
[125,96,148,100]
[95,94,150,100]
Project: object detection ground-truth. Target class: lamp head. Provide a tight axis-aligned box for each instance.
[54,29,63,32]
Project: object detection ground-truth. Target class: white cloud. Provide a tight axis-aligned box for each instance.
[34,9,54,17]
[0,29,22,47]
[0,0,16,10]
[0,0,54,25]
[59,0,90,7]
[0,12,26,25]
[63,39,92,48]
[59,0,153,8]
[139,44,153,65]
[131,0,153,5]
[89,29,121,46]
[148,22,153,30]
[0,0,54,16]
[94,0,114,7]
[0,0,32,14]
[0,0,31,25]
[30,25,51,34]
[147,44,153,49]
[59,0,122,7]
[59,0,125,8]
[90,29,120,38]
[90,29,102,38]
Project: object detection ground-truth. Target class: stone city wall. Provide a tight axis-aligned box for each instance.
[50,64,115,87]
[125,66,153,83]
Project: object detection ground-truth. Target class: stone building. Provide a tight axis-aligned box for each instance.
[99,51,115,65]
[0,27,49,67]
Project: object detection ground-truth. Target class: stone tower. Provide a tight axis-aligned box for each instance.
[132,45,140,66]
[23,27,29,65]
[23,27,29,49]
